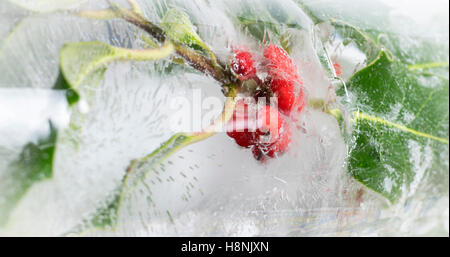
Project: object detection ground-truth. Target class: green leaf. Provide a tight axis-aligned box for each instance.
[0,14,145,90]
[299,0,449,79]
[57,41,174,104]
[0,121,57,226]
[7,0,88,12]
[375,32,449,78]
[68,89,236,233]
[338,50,449,203]
[330,20,381,65]
[236,13,281,43]
[233,0,306,44]
[160,8,215,64]
[52,70,81,106]
[0,39,173,227]
[160,8,202,48]
[47,41,174,230]
[67,132,207,233]
[0,2,27,44]
[299,0,448,203]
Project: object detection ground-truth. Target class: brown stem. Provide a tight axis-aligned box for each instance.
[110,4,236,85]
[111,5,166,43]
[173,43,233,85]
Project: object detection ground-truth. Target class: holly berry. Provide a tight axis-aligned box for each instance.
[270,79,296,116]
[294,85,306,114]
[226,44,307,163]
[263,44,299,83]
[226,100,255,148]
[227,104,290,161]
[252,106,290,162]
[255,105,283,145]
[228,131,254,148]
[263,44,305,116]
[266,123,291,157]
[333,61,342,77]
[231,48,257,80]
[252,119,291,162]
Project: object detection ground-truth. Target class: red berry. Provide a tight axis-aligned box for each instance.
[263,44,299,83]
[271,79,296,116]
[265,123,291,158]
[333,61,342,77]
[226,100,256,148]
[255,105,283,145]
[227,44,303,162]
[228,131,254,148]
[252,119,292,162]
[231,48,257,80]
[294,86,306,113]
[263,44,304,116]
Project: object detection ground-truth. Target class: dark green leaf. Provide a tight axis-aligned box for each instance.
[0,121,57,225]
[52,70,80,106]
[338,50,449,203]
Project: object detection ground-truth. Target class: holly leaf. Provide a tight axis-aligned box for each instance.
[160,8,216,64]
[55,41,174,105]
[70,133,195,232]
[69,133,214,232]
[300,0,449,203]
[161,9,204,50]
[233,0,306,46]
[0,39,173,227]
[338,50,449,203]
[0,14,142,227]
[67,88,236,234]
[0,121,57,226]
[330,20,380,66]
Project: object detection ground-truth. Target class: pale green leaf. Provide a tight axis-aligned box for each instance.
[160,8,216,64]
[161,8,205,50]
[58,41,174,103]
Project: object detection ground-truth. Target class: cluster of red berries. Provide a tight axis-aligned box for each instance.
[227,44,306,162]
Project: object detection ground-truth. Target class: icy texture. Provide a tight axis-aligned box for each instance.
[6,0,88,12]
[0,1,28,43]
[0,0,448,236]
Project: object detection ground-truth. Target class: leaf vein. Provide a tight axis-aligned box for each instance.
[353,111,449,145]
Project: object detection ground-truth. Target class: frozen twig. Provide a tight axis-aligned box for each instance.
[126,0,143,15]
